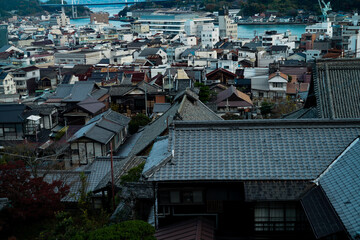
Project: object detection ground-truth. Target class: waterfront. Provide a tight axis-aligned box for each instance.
[71,15,307,39]
[237,24,306,39]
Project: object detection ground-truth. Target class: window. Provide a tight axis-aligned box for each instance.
[159,190,203,204]
[273,83,283,88]
[254,202,296,231]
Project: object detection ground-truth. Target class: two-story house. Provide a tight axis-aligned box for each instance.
[0,70,16,95]
[67,109,130,166]
[12,66,40,96]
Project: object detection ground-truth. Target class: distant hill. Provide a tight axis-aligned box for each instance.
[0,0,89,18]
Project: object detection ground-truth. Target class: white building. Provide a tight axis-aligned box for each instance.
[305,20,333,38]
[179,33,197,46]
[219,10,238,40]
[342,25,360,58]
[54,50,103,65]
[0,72,16,95]
[12,66,40,95]
[261,30,285,46]
[201,25,219,49]
[49,12,70,27]
[184,18,215,37]
[139,14,213,34]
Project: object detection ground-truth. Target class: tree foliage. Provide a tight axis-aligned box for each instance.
[260,101,274,116]
[0,161,69,220]
[194,82,211,103]
[120,162,145,184]
[128,114,151,134]
[87,220,156,240]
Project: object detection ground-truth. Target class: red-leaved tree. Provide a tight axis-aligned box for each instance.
[0,161,70,220]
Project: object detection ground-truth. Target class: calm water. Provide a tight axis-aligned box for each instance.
[238,24,306,39]
[68,2,307,37]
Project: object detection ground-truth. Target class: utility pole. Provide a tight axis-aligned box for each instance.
[110,141,116,211]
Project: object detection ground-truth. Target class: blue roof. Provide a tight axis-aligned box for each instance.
[315,138,360,239]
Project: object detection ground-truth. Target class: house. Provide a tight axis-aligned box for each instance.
[46,81,109,124]
[12,66,40,96]
[67,109,130,166]
[215,85,253,114]
[0,104,26,141]
[109,82,163,116]
[267,70,288,99]
[0,70,16,95]
[137,48,167,65]
[0,103,52,143]
[142,119,360,239]
[206,68,237,85]
[63,97,107,125]
[268,45,289,58]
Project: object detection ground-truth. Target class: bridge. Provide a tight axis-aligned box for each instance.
[41,0,168,19]
[41,0,167,7]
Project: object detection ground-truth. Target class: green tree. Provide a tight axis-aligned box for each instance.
[120,162,145,184]
[128,114,151,134]
[260,101,274,116]
[194,82,211,103]
[87,220,156,240]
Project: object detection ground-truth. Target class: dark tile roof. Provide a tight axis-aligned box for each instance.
[216,85,252,106]
[77,97,106,114]
[282,107,318,119]
[301,186,344,239]
[62,81,98,102]
[0,104,25,123]
[314,58,360,118]
[109,84,134,97]
[153,103,171,113]
[68,110,130,144]
[139,48,160,57]
[245,180,313,201]
[154,217,215,240]
[94,156,146,192]
[148,120,360,182]
[314,138,360,239]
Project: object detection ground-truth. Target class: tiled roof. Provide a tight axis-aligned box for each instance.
[94,156,146,192]
[206,68,236,78]
[315,138,360,239]
[314,58,360,118]
[148,120,360,181]
[0,104,25,123]
[216,85,252,105]
[286,82,310,94]
[154,217,215,240]
[153,103,171,113]
[77,97,105,114]
[269,71,288,81]
[68,109,130,144]
[245,180,313,201]
[301,186,344,239]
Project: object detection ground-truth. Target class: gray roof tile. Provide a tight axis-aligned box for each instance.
[316,138,360,239]
[148,120,360,182]
[314,59,360,119]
